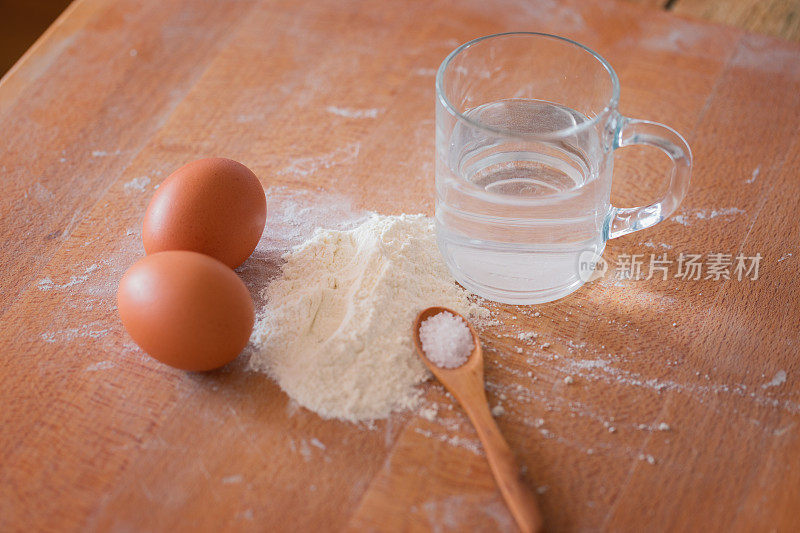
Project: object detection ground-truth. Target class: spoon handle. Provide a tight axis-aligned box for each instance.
[463,396,543,533]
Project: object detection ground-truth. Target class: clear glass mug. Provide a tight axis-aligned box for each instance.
[435,32,692,304]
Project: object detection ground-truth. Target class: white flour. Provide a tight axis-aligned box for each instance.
[248,214,487,422]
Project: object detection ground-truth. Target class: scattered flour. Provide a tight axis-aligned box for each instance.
[413,68,438,76]
[414,427,483,455]
[673,207,746,225]
[696,207,746,219]
[37,264,99,291]
[91,149,122,157]
[325,106,381,119]
[278,143,360,177]
[298,439,312,462]
[746,166,760,184]
[123,176,150,193]
[491,405,506,417]
[762,370,787,389]
[419,404,439,421]
[248,214,487,422]
[41,323,112,343]
[85,361,115,371]
[638,453,656,465]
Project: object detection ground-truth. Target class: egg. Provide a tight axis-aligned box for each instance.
[143,158,267,268]
[117,251,255,371]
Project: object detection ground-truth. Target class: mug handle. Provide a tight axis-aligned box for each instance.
[607,116,692,239]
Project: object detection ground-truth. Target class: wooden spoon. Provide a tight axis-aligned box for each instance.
[413,306,544,533]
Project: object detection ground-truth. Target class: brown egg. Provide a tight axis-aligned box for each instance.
[143,158,267,268]
[117,251,255,371]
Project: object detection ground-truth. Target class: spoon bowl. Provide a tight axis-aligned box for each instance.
[413,306,483,379]
[413,306,543,533]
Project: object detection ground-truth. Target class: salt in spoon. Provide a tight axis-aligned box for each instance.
[413,306,543,533]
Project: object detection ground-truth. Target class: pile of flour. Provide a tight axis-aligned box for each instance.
[248,214,487,422]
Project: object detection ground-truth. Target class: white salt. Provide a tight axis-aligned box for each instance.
[419,311,473,369]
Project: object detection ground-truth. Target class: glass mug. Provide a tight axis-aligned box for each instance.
[435,32,691,304]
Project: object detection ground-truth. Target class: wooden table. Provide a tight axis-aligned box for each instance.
[627,0,800,42]
[2,0,799,530]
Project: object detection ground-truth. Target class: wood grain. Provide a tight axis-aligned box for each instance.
[672,0,800,42]
[620,0,800,42]
[1,0,799,531]
[622,0,669,8]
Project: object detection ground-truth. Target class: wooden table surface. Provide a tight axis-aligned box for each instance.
[2,0,799,531]
[627,0,800,42]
